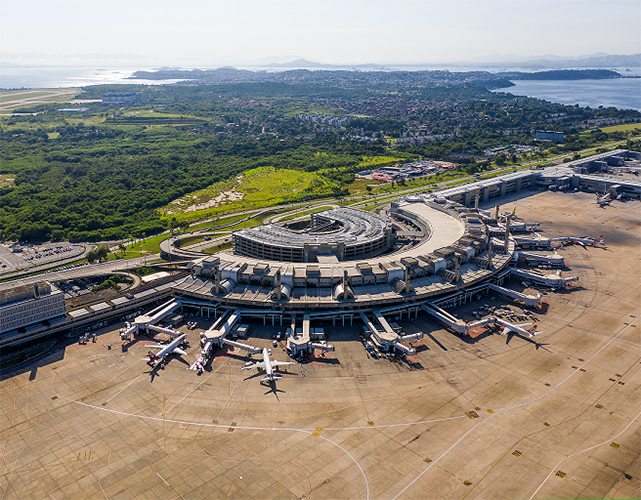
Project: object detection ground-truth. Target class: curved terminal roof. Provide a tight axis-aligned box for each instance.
[226,202,465,268]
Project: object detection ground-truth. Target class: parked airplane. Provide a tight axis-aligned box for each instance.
[499,207,517,222]
[568,235,604,247]
[595,192,612,206]
[495,318,540,338]
[143,333,188,367]
[242,347,296,384]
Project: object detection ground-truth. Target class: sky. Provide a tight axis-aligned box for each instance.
[1,0,639,66]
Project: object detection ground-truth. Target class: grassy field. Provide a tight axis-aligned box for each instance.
[202,241,233,254]
[159,156,404,225]
[279,205,333,221]
[125,233,170,254]
[355,155,404,169]
[595,122,641,134]
[106,251,145,261]
[161,167,335,223]
[175,235,205,247]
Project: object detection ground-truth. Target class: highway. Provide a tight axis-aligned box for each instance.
[0,256,149,292]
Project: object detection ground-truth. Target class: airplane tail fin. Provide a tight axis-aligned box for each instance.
[528,325,538,336]
[144,352,159,365]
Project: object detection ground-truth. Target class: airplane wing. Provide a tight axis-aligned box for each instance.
[144,345,163,349]
[272,360,296,368]
[500,326,513,335]
[242,362,265,371]
[173,348,187,356]
[500,322,530,335]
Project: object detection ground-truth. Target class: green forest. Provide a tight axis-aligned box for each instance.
[1,78,639,243]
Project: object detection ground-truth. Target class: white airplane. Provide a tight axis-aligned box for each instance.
[494,318,540,338]
[595,192,612,206]
[242,347,296,384]
[568,235,604,247]
[143,333,188,367]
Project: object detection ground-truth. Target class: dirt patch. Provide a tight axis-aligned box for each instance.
[166,175,246,214]
[168,188,245,214]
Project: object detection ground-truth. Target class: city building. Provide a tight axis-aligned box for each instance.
[535,130,564,143]
[0,282,66,336]
[102,93,137,103]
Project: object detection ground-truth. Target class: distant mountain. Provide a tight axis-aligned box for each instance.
[466,53,641,69]
[267,59,326,68]
[520,53,641,69]
[499,69,624,81]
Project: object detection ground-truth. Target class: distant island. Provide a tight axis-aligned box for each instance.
[128,67,627,90]
[500,69,624,81]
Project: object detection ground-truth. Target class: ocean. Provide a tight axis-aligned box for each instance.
[1,65,640,112]
[494,77,641,112]
[0,66,186,89]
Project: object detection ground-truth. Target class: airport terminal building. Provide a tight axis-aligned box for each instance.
[2,149,641,352]
[0,282,66,337]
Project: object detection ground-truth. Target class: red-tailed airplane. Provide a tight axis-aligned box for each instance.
[143,333,188,367]
[495,318,540,338]
[569,235,604,247]
[595,193,612,206]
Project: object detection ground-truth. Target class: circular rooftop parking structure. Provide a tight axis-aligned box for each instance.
[232,207,393,262]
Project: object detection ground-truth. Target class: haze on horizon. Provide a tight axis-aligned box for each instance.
[1,0,639,67]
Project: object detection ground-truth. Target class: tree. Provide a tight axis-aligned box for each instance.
[464,162,479,175]
[86,249,98,263]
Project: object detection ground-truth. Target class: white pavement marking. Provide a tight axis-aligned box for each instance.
[392,313,641,499]
[529,405,641,499]
[318,434,370,500]
[156,472,170,486]
[105,373,143,404]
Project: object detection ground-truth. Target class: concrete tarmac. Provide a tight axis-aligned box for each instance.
[0,191,639,499]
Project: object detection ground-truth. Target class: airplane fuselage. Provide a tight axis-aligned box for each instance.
[147,333,188,365]
[262,348,274,379]
[494,318,538,338]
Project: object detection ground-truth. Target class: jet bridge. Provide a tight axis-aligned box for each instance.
[132,299,181,332]
[361,311,419,355]
[201,309,240,348]
[192,309,249,370]
[420,303,467,334]
[515,251,565,268]
[120,299,182,340]
[221,338,261,354]
[287,313,335,356]
[147,324,184,338]
[511,268,578,289]
[488,283,542,307]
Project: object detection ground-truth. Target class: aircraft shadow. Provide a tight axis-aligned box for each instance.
[425,331,448,350]
[504,333,551,352]
[144,364,162,383]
